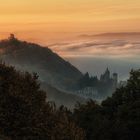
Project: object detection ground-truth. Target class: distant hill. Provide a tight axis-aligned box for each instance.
[41,83,86,108]
[0,34,83,90]
[0,34,84,107]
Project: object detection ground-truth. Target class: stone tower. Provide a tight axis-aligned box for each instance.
[112,73,118,88]
[8,34,16,40]
[100,68,110,82]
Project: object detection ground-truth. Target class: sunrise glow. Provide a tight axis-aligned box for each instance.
[0,0,140,44]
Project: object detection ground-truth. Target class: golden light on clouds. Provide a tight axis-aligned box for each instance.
[0,0,140,43]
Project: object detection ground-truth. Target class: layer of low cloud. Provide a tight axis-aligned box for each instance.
[48,38,140,58]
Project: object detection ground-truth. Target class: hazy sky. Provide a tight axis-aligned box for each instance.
[0,0,139,79]
[0,0,140,43]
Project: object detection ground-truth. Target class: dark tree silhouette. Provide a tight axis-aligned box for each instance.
[0,63,85,140]
[74,69,140,140]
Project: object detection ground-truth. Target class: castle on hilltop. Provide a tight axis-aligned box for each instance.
[8,34,17,41]
[100,68,118,88]
[77,68,118,99]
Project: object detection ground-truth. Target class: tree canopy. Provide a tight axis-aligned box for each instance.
[0,62,139,140]
[74,69,140,140]
[0,63,85,140]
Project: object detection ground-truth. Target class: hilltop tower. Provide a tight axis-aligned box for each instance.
[112,73,118,88]
[105,68,110,79]
[8,34,15,40]
[100,68,110,82]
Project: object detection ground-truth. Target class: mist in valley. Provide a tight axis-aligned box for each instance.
[65,56,140,81]
[0,33,140,108]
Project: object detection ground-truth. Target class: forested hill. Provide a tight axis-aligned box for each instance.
[0,34,83,90]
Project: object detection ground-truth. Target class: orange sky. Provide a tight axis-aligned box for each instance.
[0,0,140,44]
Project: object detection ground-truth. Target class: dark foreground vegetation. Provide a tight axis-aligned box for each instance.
[0,63,139,140]
[0,63,85,140]
[74,69,140,140]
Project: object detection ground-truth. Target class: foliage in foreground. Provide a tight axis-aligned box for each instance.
[0,62,139,140]
[0,63,85,140]
[74,69,140,140]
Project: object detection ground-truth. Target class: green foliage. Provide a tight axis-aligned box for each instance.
[0,63,85,140]
[74,69,140,140]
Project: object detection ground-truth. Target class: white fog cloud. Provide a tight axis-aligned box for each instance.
[48,38,140,57]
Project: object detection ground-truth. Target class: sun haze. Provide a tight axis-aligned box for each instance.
[0,0,140,44]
